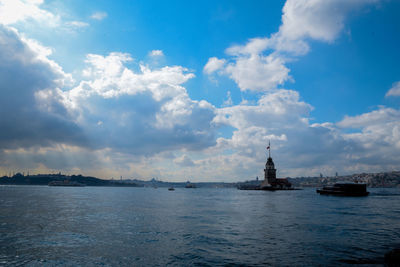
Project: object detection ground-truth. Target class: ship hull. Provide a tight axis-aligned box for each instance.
[317,183,369,196]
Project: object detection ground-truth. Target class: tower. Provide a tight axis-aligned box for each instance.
[264,141,276,184]
[264,156,277,184]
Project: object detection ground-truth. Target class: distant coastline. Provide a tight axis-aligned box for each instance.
[239,171,400,189]
[287,171,400,188]
[0,173,141,187]
[1,171,400,188]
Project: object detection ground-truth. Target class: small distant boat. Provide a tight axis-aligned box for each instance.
[317,182,369,196]
[168,187,175,191]
[185,183,196,188]
[48,180,85,187]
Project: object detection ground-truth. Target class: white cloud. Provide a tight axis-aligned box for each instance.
[0,0,98,33]
[222,91,233,107]
[203,57,226,74]
[66,21,89,28]
[56,52,217,156]
[338,107,400,129]
[226,37,270,56]
[385,81,400,97]
[71,52,194,101]
[2,0,396,181]
[0,0,59,26]
[0,30,217,177]
[204,0,380,92]
[209,95,400,178]
[279,0,379,44]
[211,89,312,163]
[225,54,291,92]
[337,107,400,166]
[214,89,312,130]
[149,50,164,57]
[173,154,195,167]
[90,11,108,21]
[192,0,390,179]
[17,34,73,86]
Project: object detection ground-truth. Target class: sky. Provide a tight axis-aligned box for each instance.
[0,0,400,181]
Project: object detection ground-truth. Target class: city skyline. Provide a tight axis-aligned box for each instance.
[0,0,399,181]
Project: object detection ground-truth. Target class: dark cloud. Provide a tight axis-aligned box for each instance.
[0,25,86,149]
[76,91,216,156]
[0,28,217,174]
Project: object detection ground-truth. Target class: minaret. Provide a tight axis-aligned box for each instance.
[264,141,276,185]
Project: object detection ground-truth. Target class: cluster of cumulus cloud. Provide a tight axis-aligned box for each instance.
[202,0,400,178]
[0,0,399,180]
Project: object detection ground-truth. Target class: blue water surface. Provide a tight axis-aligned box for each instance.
[0,186,399,266]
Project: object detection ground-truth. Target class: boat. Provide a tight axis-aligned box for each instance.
[168,187,175,191]
[185,183,196,188]
[48,180,85,186]
[316,182,369,196]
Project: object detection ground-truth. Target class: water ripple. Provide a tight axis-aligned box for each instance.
[0,187,399,265]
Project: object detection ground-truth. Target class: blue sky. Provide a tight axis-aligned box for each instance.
[0,0,399,181]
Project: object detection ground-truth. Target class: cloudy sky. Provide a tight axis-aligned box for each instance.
[0,0,399,181]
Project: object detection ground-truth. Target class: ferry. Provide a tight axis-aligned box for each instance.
[316,182,369,196]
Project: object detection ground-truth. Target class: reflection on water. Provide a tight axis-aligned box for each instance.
[0,186,399,266]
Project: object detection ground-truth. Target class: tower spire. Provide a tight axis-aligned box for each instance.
[269,140,271,158]
[267,140,271,158]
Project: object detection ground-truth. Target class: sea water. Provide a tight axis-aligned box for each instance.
[0,186,399,266]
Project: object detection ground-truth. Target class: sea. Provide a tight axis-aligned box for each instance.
[0,186,399,266]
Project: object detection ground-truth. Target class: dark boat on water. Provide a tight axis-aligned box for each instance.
[316,182,369,196]
[185,183,196,188]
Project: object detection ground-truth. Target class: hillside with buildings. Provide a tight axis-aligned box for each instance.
[0,173,141,187]
[288,171,400,188]
[1,171,400,188]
